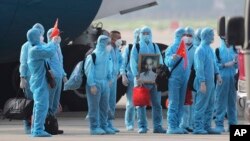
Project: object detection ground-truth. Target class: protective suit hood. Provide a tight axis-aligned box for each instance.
[201,27,214,44]
[96,35,110,52]
[32,23,45,36]
[194,28,202,46]
[27,28,41,46]
[139,26,152,43]
[174,28,185,42]
[185,27,194,36]
[47,28,53,42]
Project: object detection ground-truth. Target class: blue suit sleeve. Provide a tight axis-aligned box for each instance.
[120,46,129,75]
[195,49,206,82]
[118,51,123,74]
[58,46,67,76]
[164,45,179,68]
[213,51,220,74]
[130,45,139,77]
[84,55,96,86]
[32,42,57,60]
[19,42,29,77]
[155,44,163,65]
[107,57,113,81]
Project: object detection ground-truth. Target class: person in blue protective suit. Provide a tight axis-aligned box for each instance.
[193,28,202,47]
[27,28,59,137]
[46,28,68,134]
[19,23,45,134]
[214,37,238,132]
[165,28,190,134]
[120,28,140,131]
[130,26,166,134]
[193,27,223,134]
[107,31,123,132]
[84,35,114,135]
[179,27,197,132]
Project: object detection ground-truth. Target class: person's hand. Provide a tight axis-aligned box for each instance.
[216,75,223,85]
[90,86,97,95]
[173,54,178,60]
[136,77,144,87]
[122,75,129,86]
[63,76,68,83]
[224,61,236,67]
[20,77,27,89]
[200,82,206,93]
[52,36,61,44]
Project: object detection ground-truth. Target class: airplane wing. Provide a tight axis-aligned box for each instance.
[94,0,158,20]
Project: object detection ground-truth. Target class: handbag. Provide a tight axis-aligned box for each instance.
[2,89,33,120]
[133,86,151,106]
[155,58,182,92]
[45,61,56,88]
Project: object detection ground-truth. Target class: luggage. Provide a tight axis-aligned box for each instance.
[3,89,33,120]
[133,86,151,106]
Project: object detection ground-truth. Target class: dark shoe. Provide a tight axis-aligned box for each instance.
[57,129,64,134]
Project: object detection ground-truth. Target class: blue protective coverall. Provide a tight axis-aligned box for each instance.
[214,39,238,132]
[179,27,197,131]
[46,28,66,116]
[193,27,221,134]
[19,23,45,134]
[27,28,57,137]
[84,35,114,135]
[165,28,190,134]
[108,40,123,132]
[120,28,140,131]
[130,26,165,134]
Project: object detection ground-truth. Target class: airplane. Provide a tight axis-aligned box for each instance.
[0,0,167,111]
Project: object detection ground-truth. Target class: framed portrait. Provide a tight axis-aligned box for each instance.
[138,54,160,84]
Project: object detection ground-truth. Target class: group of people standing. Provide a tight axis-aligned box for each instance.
[19,23,238,137]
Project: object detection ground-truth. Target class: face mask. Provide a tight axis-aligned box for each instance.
[106,45,112,52]
[143,35,150,43]
[184,37,193,45]
[115,39,122,47]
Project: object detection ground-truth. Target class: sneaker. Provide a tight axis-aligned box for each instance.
[102,127,116,134]
[138,128,147,134]
[206,128,221,134]
[109,126,120,133]
[31,131,52,137]
[215,126,225,133]
[90,128,106,135]
[167,128,184,134]
[186,127,193,132]
[193,129,208,134]
[126,125,134,131]
[153,127,166,133]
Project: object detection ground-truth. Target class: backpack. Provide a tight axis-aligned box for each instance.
[63,52,96,91]
[81,53,96,87]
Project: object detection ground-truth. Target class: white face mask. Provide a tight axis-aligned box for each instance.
[115,39,122,47]
[184,36,193,45]
[106,45,112,52]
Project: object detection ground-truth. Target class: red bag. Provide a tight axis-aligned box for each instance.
[184,88,193,105]
[133,86,151,106]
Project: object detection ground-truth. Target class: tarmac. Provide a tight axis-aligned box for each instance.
[1,107,248,141]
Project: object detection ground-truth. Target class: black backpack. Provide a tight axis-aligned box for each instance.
[81,53,96,87]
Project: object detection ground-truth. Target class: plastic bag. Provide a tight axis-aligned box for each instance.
[64,61,84,90]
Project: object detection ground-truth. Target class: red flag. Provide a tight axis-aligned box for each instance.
[50,18,60,38]
[176,40,188,69]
